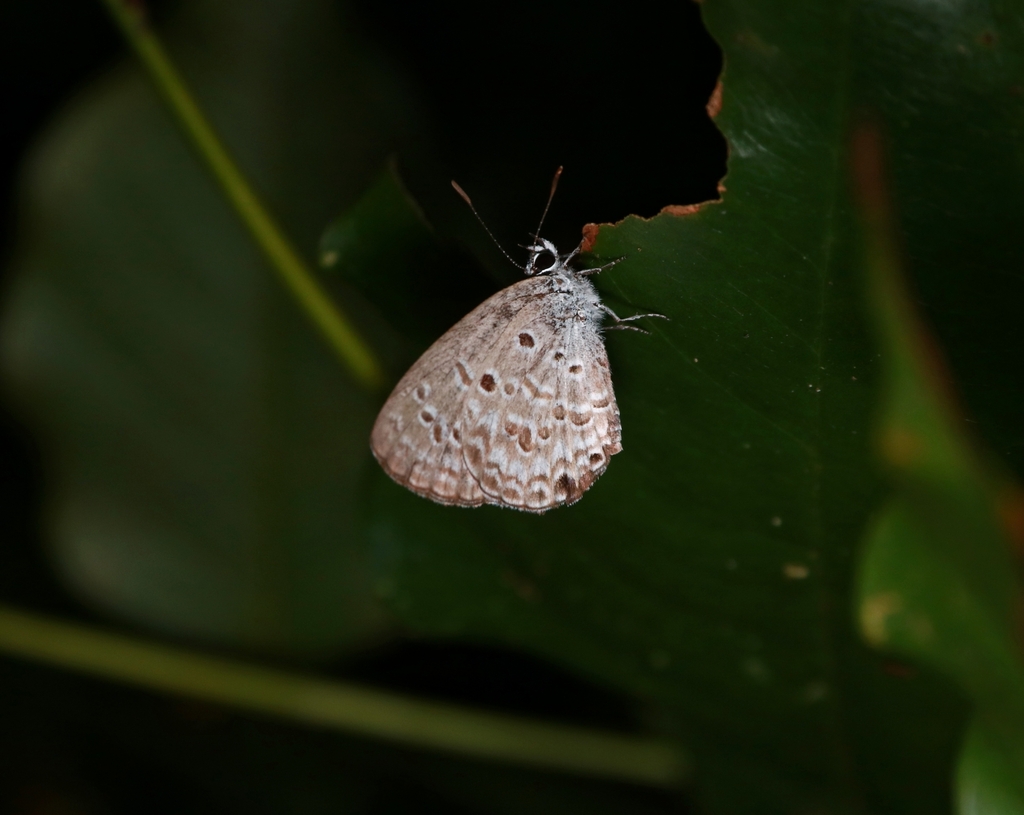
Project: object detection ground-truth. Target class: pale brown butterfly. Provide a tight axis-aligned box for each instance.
[370,169,663,512]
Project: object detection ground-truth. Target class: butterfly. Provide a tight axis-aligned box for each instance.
[370,171,662,512]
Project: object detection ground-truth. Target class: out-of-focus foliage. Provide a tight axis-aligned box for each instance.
[1,0,421,652]
[1,0,1022,812]
[852,124,1024,814]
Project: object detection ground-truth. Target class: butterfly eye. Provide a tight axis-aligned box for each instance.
[528,249,557,275]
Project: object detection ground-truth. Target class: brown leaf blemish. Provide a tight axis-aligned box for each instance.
[662,202,709,217]
[880,426,921,468]
[997,483,1024,559]
[502,570,539,602]
[882,660,917,679]
[706,79,723,118]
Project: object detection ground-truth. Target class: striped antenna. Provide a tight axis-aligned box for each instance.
[532,165,563,240]
[451,180,524,270]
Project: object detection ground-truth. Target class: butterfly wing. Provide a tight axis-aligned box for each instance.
[460,301,622,512]
[370,277,553,507]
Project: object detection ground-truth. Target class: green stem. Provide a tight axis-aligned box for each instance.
[0,605,687,786]
[99,0,386,391]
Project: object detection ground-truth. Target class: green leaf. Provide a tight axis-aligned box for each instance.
[851,119,1024,812]
[0,0,421,652]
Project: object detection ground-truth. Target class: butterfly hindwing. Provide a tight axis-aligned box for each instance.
[460,302,621,511]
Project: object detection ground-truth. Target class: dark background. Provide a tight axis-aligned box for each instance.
[0,1,722,812]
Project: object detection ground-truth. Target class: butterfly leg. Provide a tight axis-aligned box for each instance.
[600,303,668,332]
[578,257,624,276]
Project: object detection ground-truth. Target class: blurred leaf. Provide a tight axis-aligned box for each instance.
[1,656,682,815]
[0,604,684,787]
[0,0,422,653]
[958,718,1024,815]
[852,122,1024,812]
[320,162,436,287]
[319,162,495,352]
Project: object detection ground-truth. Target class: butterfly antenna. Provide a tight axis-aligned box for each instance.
[451,180,524,269]
[532,165,563,241]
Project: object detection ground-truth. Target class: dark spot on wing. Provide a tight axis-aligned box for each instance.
[480,373,496,392]
[518,427,534,452]
[518,332,535,348]
[554,472,579,502]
